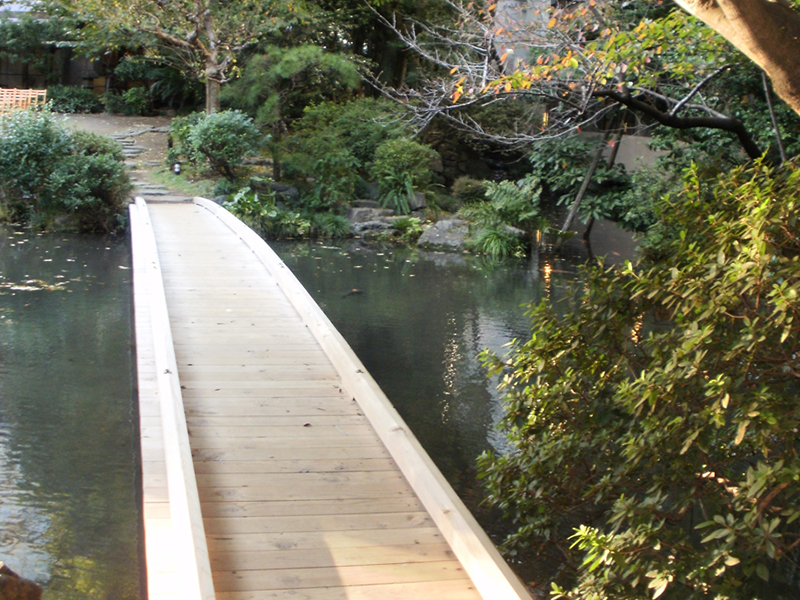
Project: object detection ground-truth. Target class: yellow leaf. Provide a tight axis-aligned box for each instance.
[450,66,458,74]
[452,90,462,103]
[504,81,512,92]
[456,76,466,86]
[499,51,509,63]
[548,17,557,28]
[735,420,750,445]
[495,27,504,35]
[488,3,497,10]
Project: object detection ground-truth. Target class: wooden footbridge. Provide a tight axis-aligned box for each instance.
[130,197,531,600]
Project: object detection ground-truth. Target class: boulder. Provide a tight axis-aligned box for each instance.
[351,200,380,209]
[417,219,470,251]
[408,192,427,212]
[0,563,43,600]
[351,220,395,235]
[347,207,394,224]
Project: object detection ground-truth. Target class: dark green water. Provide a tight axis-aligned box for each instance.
[273,240,582,537]
[0,227,141,600]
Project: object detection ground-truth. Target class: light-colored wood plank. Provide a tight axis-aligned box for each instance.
[202,512,432,535]
[213,580,481,600]
[199,498,424,518]
[212,561,471,592]
[192,458,397,474]
[205,528,447,552]
[208,543,457,571]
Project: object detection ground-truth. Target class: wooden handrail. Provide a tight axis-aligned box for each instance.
[194,196,533,600]
[129,198,216,600]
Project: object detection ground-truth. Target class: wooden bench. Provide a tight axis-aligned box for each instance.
[0,88,47,113]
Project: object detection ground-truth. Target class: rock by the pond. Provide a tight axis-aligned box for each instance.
[351,219,395,235]
[347,207,394,224]
[351,199,380,209]
[417,219,470,251]
[0,563,43,600]
[409,191,427,212]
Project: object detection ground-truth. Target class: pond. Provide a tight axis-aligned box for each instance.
[0,227,141,600]
[272,241,584,542]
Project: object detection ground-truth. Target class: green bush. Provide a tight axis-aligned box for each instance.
[369,138,440,189]
[70,130,126,162]
[306,149,361,210]
[47,85,102,114]
[451,176,488,204]
[471,226,525,259]
[184,110,262,181]
[103,87,152,116]
[0,110,72,220]
[309,212,350,238]
[291,99,402,167]
[479,159,800,599]
[0,110,130,231]
[46,151,131,232]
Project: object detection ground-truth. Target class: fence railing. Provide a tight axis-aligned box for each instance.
[0,88,47,113]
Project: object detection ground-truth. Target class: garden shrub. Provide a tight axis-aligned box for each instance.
[309,212,350,238]
[0,110,72,220]
[0,110,130,231]
[452,176,488,204]
[70,130,126,162]
[103,87,152,116]
[479,159,800,599]
[46,151,131,232]
[174,110,261,181]
[290,98,402,167]
[47,85,102,114]
[306,148,361,211]
[370,138,439,189]
[369,139,440,214]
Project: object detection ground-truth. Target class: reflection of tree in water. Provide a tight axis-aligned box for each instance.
[0,227,141,599]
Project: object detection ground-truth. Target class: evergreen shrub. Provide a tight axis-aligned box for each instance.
[47,85,102,114]
[479,159,800,599]
[0,111,130,231]
[452,176,488,204]
[177,110,262,181]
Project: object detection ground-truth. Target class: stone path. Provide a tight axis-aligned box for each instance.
[108,126,194,203]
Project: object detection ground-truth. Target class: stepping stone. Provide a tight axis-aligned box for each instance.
[145,161,162,166]
[128,145,149,151]
[140,190,170,196]
[124,161,139,168]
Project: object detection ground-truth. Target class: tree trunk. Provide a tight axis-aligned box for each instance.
[556,132,609,249]
[583,128,624,242]
[762,71,787,163]
[205,78,220,114]
[674,0,800,117]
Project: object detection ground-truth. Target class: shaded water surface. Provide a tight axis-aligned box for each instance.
[0,227,140,600]
[273,241,582,536]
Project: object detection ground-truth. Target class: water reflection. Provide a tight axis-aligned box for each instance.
[273,240,581,525]
[0,227,141,599]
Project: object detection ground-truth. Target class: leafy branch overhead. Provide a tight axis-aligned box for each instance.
[372,0,794,157]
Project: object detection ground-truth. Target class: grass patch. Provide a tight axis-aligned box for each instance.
[148,167,216,197]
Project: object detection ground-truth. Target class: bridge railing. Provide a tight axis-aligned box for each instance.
[130,198,216,600]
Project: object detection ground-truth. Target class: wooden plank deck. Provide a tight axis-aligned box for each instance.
[132,199,531,600]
